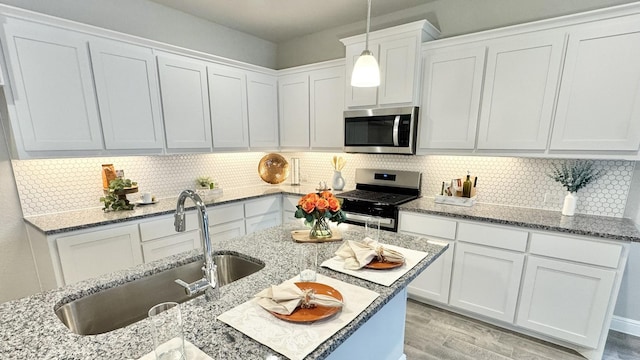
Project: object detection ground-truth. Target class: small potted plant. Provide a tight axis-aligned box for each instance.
[196,176,213,189]
[100,178,138,211]
[548,160,605,216]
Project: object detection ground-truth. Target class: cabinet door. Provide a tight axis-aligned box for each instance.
[57,224,142,285]
[407,239,454,304]
[550,16,640,152]
[344,41,378,107]
[379,35,419,105]
[516,256,616,348]
[208,64,249,149]
[90,40,164,150]
[450,242,524,322]
[2,20,103,151]
[278,74,309,148]
[157,55,212,151]
[142,231,200,263]
[210,219,246,242]
[477,32,564,150]
[310,67,345,149]
[245,213,282,234]
[247,72,279,148]
[419,46,486,150]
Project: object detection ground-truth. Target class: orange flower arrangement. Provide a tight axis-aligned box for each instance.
[295,191,346,226]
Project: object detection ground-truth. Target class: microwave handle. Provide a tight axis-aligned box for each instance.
[392,115,400,146]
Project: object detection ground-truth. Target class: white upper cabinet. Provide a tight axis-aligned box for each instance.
[157,54,212,152]
[89,40,164,151]
[310,66,345,150]
[247,72,279,149]
[550,15,640,152]
[378,35,420,105]
[278,74,309,148]
[207,64,249,149]
[341,20,440,109]
[418,45,486,150]
[1,18,103,153]
[344,41,379,107]
[477,31,565,150]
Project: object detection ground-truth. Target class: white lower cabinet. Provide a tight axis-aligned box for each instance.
[449,242,525,322]
[516,256,616,348]
[399,212,457,304]
[210,219,246,242]
[142,231,200,263]
[407,239,454,304]
[57,224,143,285]
[281,195,300,224]
[244,196,282,234]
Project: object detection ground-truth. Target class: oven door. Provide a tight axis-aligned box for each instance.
[344,211,396,231]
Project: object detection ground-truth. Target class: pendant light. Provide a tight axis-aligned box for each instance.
[351,0,380,87]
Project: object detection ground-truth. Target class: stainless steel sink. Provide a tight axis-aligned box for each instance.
[55,252,264,335]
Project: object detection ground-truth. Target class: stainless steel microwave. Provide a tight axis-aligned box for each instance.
[344,106,419,155]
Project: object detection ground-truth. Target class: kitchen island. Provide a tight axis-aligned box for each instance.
[0,222,446,359]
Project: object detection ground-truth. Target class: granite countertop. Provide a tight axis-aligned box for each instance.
[24,185,640,242]
[0,223,446,360]
[25,184,324,235]
[400,197,640,242]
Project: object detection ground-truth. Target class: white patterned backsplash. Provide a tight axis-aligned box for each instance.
[12,152,635,218]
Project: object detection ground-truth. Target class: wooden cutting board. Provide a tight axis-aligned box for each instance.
[291,229,343,243]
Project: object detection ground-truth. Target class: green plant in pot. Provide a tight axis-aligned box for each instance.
[100,178,138,211]
[548,160,605,216]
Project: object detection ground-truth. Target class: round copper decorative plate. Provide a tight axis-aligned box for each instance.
[364,259,405,270]
[258,153,289,184]
[269,282,343,323]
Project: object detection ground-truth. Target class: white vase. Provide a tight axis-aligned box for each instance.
[562,192,577,216]
[332,171,345,191]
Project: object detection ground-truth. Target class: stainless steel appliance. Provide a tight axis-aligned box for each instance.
[338,168,421,232]
[344,106,419,155]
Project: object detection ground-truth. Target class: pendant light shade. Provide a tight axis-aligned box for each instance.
[351,0,380,88]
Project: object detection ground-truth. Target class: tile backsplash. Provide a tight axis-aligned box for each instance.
[12,152,635,218]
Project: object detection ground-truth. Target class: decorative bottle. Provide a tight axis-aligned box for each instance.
[462,173,472,198]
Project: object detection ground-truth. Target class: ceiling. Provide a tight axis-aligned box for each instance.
[147,0,432,43]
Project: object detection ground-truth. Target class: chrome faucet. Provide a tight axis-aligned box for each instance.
[174,190,216,297]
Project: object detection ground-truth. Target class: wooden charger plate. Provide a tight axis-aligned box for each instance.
[268,282,343,323]
[291,229,343,243]
[364,258,405,270]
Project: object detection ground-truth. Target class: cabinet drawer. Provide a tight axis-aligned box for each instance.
[529,233,622,268]
[142,231,200,263]
[244,196,281,218]
[210,219,246,242]
[398,212,457,239]
[282,195,299,213]
[209,202,244,226]
[457,222,528,252]
[139,212,198,242]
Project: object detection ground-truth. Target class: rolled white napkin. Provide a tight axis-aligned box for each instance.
[335,238,405,270]
[255,283,343,315]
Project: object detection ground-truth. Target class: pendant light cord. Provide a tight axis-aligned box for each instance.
[365,0,372,51]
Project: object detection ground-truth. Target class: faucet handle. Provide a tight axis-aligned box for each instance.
[174,212,186,232]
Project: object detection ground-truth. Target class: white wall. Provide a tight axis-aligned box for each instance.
[0,96,40,302]
[618,163,640,323]
[277,0,637,69]
[0,0,277,68]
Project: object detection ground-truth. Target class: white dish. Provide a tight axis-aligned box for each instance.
[135,199,158,205]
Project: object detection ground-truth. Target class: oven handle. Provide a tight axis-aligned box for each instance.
[344,212,394,226]
[392,115,400,146]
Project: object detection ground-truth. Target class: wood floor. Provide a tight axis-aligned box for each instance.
[404,299,640,360]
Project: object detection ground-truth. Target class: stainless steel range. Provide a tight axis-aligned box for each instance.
[338,169,421,232]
